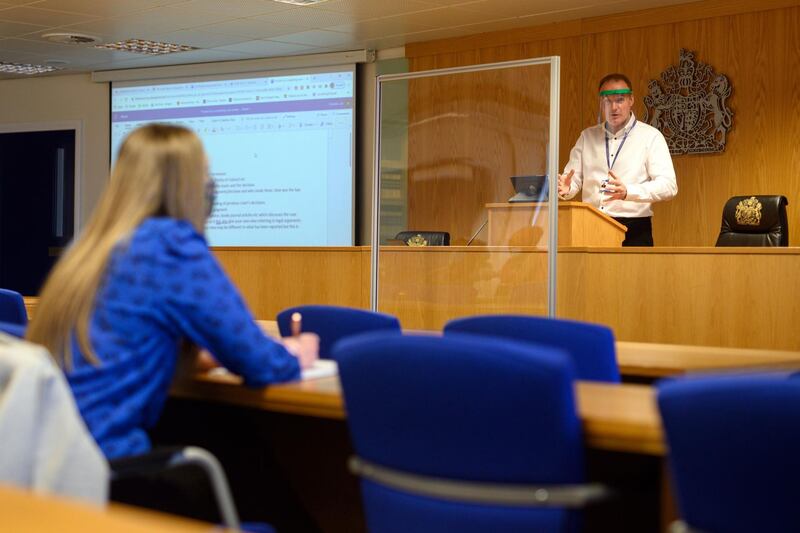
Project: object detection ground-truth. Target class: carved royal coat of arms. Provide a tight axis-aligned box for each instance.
[644,49,733,155]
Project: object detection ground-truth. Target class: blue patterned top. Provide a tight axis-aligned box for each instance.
[66,218,300,459]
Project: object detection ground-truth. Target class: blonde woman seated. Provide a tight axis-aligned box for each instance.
[28,124,318,460]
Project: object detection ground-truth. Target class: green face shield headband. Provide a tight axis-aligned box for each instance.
[598,88,632,97]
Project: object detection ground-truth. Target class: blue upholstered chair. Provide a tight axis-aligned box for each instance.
[276,305,400,359]
[0,320,26,338]
[334,332,606,533]
[658,374,800,533]
[444,315,620,382]
[0,288,27,326]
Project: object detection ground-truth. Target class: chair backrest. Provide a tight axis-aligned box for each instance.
[0,321,26,338]
[658,374,800,533]
[334,332,585,533]
[444,315,620,382]
[276,305,401,359]
[393,231,450,246]
[0,288,28,326]
[715,195,788,246]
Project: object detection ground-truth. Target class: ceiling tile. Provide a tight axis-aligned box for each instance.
[102,47,253,69]
[407,25,481,41]
[315,0,437,20]
[212,38,316,56]
[0,46,47,63]
[176,0,291,17]
[409,5,510,27]
[425,16,531,35]
[0,0,52,5]
[0,6,100,26]
[60,6,235,38]
[271,29,353,47]
[30,0,186,17]
[194,17,304,39]
[0,37,132,61]
[254,7,355,29]
[0,19,46,37]
[0,36,69,53]
[355,34,409,50]
[0,0,717,75]
[328,17,438,41]
[156,29,252,49]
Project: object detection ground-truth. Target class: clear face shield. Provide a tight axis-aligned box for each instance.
[597,88,633,124]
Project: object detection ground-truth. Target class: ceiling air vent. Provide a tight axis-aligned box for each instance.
[41,32,102,45]
[0,62,64,75]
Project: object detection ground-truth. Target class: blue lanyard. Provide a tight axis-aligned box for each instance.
[605,117,637,171]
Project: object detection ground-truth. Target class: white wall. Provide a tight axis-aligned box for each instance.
[0,73,109,227]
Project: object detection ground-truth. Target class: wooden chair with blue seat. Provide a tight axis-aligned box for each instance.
[658,373,800,533]
[276,305,400,359]
[0,288,28,326]
[444,315,620,382]
[334,331,608,533]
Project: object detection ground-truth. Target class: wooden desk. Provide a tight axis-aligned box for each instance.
[171,373,663,456]
[260,320,800,379]
[183,325,800,457]
[1,485,219,533]
[616,341,800,378]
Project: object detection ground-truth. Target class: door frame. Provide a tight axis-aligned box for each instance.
[0,120,83,232]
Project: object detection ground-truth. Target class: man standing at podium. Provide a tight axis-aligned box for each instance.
[557,73,677,246]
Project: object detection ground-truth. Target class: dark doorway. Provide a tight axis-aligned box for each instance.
[0,129,75,295]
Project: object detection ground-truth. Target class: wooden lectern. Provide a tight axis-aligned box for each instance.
[486,201,627,246]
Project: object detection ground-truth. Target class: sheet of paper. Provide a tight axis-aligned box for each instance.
[207,358,338,381]
[301,359,338,380]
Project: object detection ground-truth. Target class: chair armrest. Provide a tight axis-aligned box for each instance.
[349,456,612,508]
[110,446,240,530]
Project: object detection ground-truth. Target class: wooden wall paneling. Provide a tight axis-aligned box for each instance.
[212,248,367,319]
[578,0,800,35]
[378,247,550,329]
[360,247,372,309]
[408,2,800,247]
[406,64,550,243]
[405,0,800,58]
[211,245,800,349]
[574,249,800,350]
[378,247,800,350]
[407,38,581,245]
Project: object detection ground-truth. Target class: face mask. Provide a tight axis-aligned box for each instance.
[204,177,216,218]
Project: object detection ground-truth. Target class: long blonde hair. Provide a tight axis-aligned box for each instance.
[27,124,208,368]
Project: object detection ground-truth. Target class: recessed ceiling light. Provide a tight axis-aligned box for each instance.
[41,32,102,45]
[0,62,63,75]
[94,39,197,55]
[271,0,331,5]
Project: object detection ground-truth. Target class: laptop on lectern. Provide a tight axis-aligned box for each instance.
[508,175,548,202]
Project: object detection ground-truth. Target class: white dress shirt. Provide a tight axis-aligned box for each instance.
[561,113,677,218]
